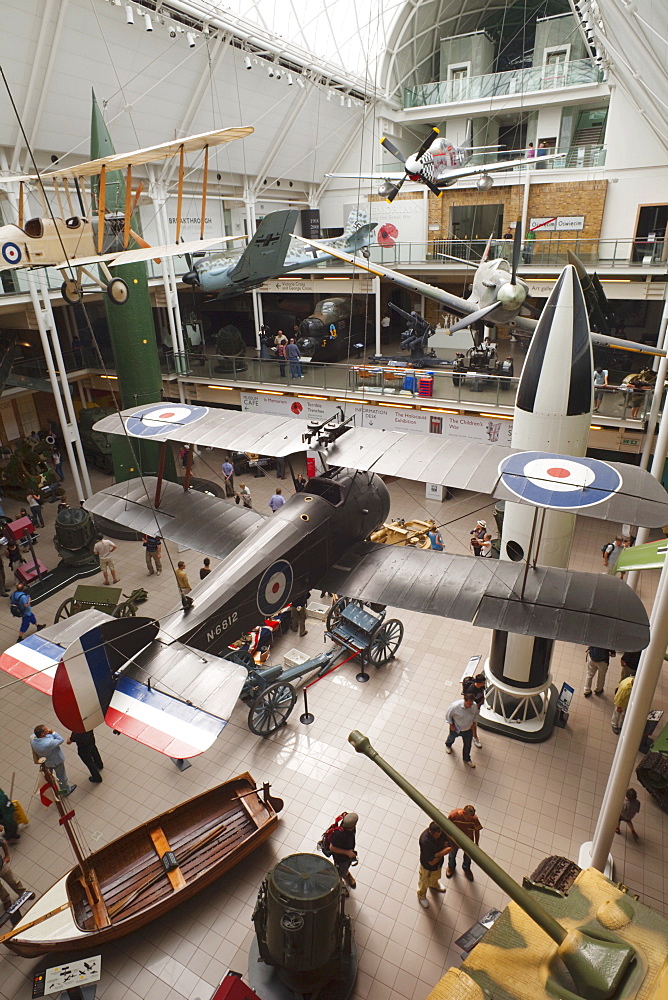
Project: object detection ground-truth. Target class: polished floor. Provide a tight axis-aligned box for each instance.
[0,454,666,1000]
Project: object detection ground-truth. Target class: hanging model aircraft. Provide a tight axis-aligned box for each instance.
[182,209,377,298]
[293,230,668,359]
[0,127,253,305]
[327,126,562,202]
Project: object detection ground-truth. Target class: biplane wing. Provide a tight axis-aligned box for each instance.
[84,477,265,561]
[0,609,247,758]
[92,404,668,528]
[317,543,649,650]
[14,127,254,182]
[0,610,114,694]
[53,234,246,272]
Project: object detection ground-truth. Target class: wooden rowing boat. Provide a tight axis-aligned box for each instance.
[2,771,282,958]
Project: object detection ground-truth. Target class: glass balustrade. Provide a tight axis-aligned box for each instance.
[405,58,605,108]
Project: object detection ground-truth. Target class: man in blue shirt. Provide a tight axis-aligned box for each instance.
[269,489,286,513]
[285,338,303,378]
[221,458,235,496]
[10,584,46,642]
[30,725,77,796]
[427,528,443,551]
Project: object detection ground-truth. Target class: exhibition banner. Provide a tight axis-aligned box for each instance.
[240,393,513,446]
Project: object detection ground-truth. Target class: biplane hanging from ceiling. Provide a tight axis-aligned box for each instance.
[2,394,666,760]
[0,127,252,305]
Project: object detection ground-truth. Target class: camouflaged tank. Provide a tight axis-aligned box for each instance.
[77,405,114,474]
[636,721,668,815]
[349,731,668,1000]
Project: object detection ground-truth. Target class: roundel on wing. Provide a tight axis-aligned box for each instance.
[257,559,293,617]
[126,402,208,438]
[2,242,22,265]
[498,451,622,510]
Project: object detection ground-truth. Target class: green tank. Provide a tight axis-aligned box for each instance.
[77,406,114,474]
[636,721,668,813]
[349,731,668,1000]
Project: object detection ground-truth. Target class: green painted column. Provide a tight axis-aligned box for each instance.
[90,93,176,483]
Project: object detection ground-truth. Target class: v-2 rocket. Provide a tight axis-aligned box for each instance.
[483,264,594,739]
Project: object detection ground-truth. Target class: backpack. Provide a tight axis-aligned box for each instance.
[317,811,348,857]
[10,592,25,618]
[601,542,615,555]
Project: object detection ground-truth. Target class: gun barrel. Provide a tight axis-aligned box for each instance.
[348,730,566,946]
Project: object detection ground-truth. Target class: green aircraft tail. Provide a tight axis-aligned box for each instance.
[229,209,299,285]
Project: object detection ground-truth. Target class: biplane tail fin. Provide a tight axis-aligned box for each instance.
[52,616,159,733]
[229,208,299,285]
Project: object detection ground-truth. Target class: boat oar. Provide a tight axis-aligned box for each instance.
[107,816,235,920]
[0,902,71,944]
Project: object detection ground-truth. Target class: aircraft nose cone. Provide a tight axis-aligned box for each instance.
[299,318,325,338]
[497,283,526,310]
[182,270,198,286]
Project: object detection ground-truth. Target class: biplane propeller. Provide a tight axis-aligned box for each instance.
[0,127,252,305]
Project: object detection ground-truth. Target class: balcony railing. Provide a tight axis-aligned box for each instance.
[405,58,605,108]
[163,352,652,422]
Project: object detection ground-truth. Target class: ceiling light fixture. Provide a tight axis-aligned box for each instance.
[296,76,305,88]
[267,64,274,77]
[287,72,294,86]
[244,54,252,70]
[186,31,196,47]
[125,4,134,24]
[143,12,152,30]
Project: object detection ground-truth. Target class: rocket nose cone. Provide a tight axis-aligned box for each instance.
[517,265,592,417]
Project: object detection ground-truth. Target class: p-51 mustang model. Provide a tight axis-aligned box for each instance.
[328,126,561,202]
[0,127,252,305]
[182,209,376,298]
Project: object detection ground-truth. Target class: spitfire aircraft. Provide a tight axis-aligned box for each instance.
[0,127,253,305]
[182,209,376,298]
[294,231,668,360]
[328,126,561,202]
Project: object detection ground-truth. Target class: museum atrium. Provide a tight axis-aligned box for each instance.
[0,1,667,999]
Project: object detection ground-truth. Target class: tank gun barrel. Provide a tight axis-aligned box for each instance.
[348,731,566,945]
[349,731,637,1000]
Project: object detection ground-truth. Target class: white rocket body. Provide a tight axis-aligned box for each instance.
[492,266,593,687]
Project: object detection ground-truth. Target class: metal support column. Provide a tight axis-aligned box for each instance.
[27,271,90,499]
[374,275,381,357]
[151,179,187,403]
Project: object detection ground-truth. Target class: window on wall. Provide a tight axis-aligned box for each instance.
[448,63,470,101]
[543,46,570,87]
[15,395,39,435]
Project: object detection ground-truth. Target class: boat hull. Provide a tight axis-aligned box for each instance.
[4,773,279,957]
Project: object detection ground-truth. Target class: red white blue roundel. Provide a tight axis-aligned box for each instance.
[258,560,293,617]
[2,242,22,265]
[126,403,208,438]
[499,452,622,510]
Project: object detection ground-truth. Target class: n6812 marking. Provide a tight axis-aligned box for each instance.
[207,611,238,643]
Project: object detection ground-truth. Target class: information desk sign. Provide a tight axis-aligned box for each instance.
[33,956,101,1000]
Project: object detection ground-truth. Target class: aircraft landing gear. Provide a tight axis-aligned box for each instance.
[107,277,129,304]
[61,279,83,305]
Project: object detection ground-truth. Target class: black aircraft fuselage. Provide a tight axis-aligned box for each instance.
[156,469,390,657]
